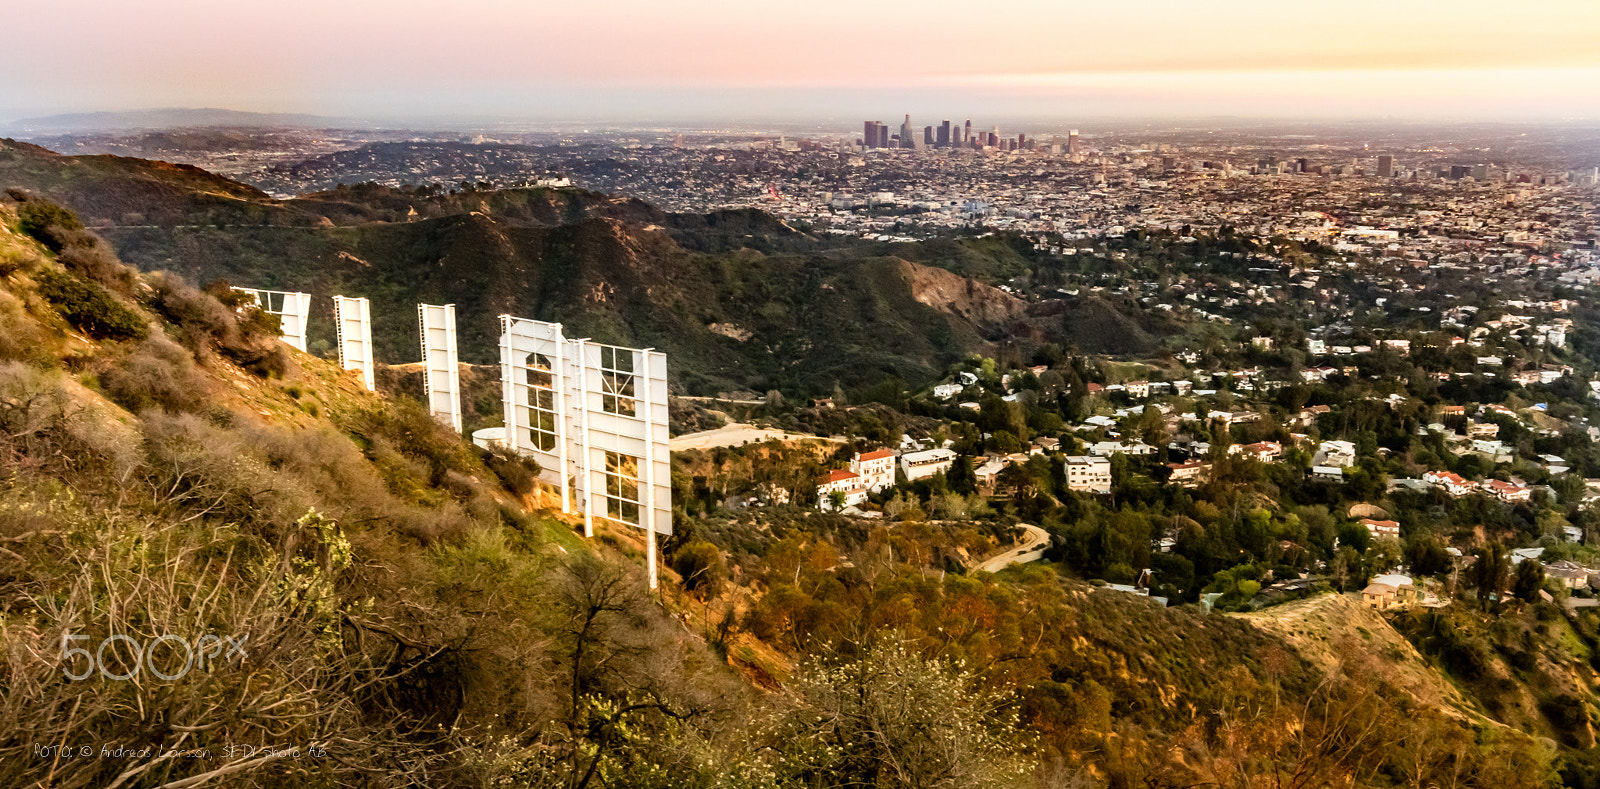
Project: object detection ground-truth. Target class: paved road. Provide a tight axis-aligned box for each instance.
[975,523,1051,573]
[669,423,844,451]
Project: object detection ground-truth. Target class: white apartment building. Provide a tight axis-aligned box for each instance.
[1065,455,1113,493]
[901,447,956,481]
[852,449,897,492]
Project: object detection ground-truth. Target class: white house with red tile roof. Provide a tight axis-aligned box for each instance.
[1362,518,1401,539]
[1167,460,1208,486]
[817,469,868,510]
[1480,478,1531,503]
[1423,470,1477,497]
[852,449,897,492]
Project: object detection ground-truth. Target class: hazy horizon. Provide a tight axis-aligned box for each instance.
[8,0,1600,126]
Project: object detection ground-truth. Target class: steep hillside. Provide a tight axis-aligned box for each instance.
[1242,593,1485,722]
[0,193,755,788]
[1391,602,1600,752]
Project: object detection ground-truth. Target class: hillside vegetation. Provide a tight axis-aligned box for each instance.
[0,140,1092,395]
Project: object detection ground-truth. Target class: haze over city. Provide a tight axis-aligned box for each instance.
[8,0,1600,124]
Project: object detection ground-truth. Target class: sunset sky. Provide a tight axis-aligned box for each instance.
[8,0,1600,123]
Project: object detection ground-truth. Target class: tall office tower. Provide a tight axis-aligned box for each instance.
[1018,132,1026,149]
[1377,155,1393,178]
[924,126,934,146]
[964,120,972,145]
[938,120,950,147]
[1067,129,1079,154]
[1296,157,1308,173]
[863,121,875,148]
[878,126,890,148]
[988,131,999,148]
[900,114,914,148]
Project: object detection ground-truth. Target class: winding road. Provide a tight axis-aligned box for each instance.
[975,523,1051,573]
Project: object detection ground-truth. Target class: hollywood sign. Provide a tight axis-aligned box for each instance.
[235,289,670,588]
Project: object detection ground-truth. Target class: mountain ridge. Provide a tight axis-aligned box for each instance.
[0,139,1071,396]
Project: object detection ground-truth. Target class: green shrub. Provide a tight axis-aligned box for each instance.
[33,266,147,342]
[670,539,727,599]
[16,200,82,251]
[482,443,541,497]
[99,335,210,414]
[145,272,288,377]
[0,290,51,362]
[58,236,137,294]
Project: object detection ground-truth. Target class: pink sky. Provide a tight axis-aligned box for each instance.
[8,0,1600,121]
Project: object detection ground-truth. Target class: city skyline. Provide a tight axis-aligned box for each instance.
[6,0,1600,123]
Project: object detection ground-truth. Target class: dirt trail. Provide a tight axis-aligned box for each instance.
[669,423,843,451]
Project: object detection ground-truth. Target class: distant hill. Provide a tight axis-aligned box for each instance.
[1,107,361,133]
[0,140,1069,395]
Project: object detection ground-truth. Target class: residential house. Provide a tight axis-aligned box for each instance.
[1230,441,1282,462]
[1465,435,1504,454]
[1545,560,1590,590]
[932,383,963,399]
[1424,470,1477,497]
[974,456,1006,489]
[1362,518,1401,540]
[852,449,897,492]
[1480,478,1531,503]
[1293,405,1331,427]
[817,469,868,510]
[1312,466,1345,481]
[1167,460,1208,486]
[1318,440,1357,467]
[1125,380,1150,398]
[1089,440,1154,457]
[1065,455,1113,493]
[900,447,956,481]
[1362,574,1417,609]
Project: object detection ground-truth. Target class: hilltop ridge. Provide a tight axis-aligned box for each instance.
[0,139,1076,396]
